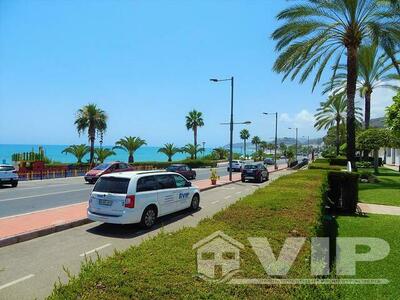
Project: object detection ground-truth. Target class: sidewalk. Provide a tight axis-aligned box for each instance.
[358,203,400,216]
[384,164,399,172]
[0,165,287,247]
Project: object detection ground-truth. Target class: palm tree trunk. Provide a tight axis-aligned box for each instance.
[364,90,371,129]
[89,137,95,165]
[346,45,358,168]
[336,118,340,157]
[244,140,246,158]
[194,126,198,160]
[128,153,134,163]
[373,149,379,174]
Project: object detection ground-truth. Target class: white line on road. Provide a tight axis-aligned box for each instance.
[211,200,220,204]
[235,191,242,195]
[0,274,35,291]
[0,188,90,202]
[0,183,71,193]
[224,195,232,199]
[80,243,112,257]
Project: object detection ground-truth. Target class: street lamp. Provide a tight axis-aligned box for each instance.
[263,112,278,170]
[288,127,298,159]
[303,135,310,158]
[202,141,206,157]
[210,77,235,181]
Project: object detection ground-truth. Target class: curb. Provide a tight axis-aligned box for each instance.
[0,167,288,248]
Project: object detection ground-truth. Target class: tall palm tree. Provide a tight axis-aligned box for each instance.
[181,144,202,160]
[251,136,261,152]
[158,143,180,162]
[94,148,115,163]
[75,104,107,164]
[315,94,362,156]
[324,44,400,128]
[240,129,250,158]
[113,136,146,163]
[61,144,90,164]
[185,110,204,159]
[272,0,399,167]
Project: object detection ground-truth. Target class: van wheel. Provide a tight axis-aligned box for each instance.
[12,181,18,187]
[190,194,200,211]
[140,206,157,229]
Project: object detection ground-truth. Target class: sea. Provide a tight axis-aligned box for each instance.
[0,144,219,165]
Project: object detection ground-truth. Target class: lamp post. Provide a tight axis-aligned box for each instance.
[288,127,298,160]
[263,112,278,170]
[210,77,235,181]
[202,141,206,157]
[303,136,310,159]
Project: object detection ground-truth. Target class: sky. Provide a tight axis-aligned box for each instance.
[0,0,396,148]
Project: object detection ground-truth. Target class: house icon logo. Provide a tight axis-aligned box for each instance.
[193,231,244,282]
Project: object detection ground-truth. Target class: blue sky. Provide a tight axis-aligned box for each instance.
[0,0,395,147]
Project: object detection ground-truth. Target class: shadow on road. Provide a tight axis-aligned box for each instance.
[86,207,203,239]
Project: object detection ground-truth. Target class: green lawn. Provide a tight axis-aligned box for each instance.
[359,167,400,206]
[335,214,400,299]
[49,170,336,299]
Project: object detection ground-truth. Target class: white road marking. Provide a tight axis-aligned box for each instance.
[80,243,112,257]
[224,195,232,199]
[211,200,220,204]
[235,191,242,195]
[0,188,90,202]
[221,187,235,190]
[0,183,71,193]
[0,274,35,291]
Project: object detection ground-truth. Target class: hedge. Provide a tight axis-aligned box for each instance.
[329,158,348,166]
[130,159,219,169]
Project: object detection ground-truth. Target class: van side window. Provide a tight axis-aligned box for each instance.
[137,176,158,192]
[173,175,187,188]
[156,175,176,189]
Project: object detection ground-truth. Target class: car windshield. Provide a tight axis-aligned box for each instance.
[0,166,14,171]
[93,177,130,194]
[244,165,258,170]
[93,163,111,170]
[166,166,180,171]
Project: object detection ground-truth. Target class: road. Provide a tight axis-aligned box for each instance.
[0,166,230,218]
[0,169,292,300]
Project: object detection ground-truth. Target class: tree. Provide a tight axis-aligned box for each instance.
[158,143,180,162]
[212,147,229,160]
[94,148,115,164]
[315,94,362,156]
[240,129,250,158]
[185,110,204,159]
[272,0,400,167]
[259,141,268,152]
[113,136,147,163]
[279,142,287,155]
[386,91,400,136]
[61,144,90,164]
[251,136,261,152]
[357,128,396,173]
[181,144,202,160]
[325,44,400,128]
[75,104,107,164]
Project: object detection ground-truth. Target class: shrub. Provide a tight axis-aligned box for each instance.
[314,158,329,164]
[329,157,347,166]
[309,163,342,170]
[356,161,372,169]
[327,171,359,213]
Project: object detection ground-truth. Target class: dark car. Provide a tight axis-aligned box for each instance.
[264,158,274,165]
[84,162,134,183]
[166,164,196,180]
[241,163,269,183]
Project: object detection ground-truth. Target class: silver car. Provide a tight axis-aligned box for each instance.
[0,164,19,187]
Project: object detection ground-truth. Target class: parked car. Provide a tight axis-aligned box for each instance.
[227,160,244,172]
[0,164,18,187]
[241,163,269,183]
[264,158,274,165]
[87,170,200,228]
[166,164,196,180]
[84,162,134,183]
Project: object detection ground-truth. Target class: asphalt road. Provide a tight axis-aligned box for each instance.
[0,169,292,300]
[0,166,230,218]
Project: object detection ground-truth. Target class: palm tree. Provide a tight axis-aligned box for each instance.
[324,44,400,129]
[181,144,202,160]
[113,136,146,163]
[158,143,180,162]
[251,136,261,152]
[94,148,115,163]
[315,94,362,156]
[260,141,268,152]
[185,110,204,159]
[212,147,229,160]
[272,0,399,167]
[240,129,250,158]
[74,104,107,164]
[61,144,90,164]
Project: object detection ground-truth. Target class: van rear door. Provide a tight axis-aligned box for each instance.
[89,176,130,216]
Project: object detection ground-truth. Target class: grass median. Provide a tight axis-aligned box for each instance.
[49,170,332,299]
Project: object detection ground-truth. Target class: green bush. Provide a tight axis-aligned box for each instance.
[309,163,342,170]
[329,157,347,166]
[314,158,329,164]
[356,161,372,169]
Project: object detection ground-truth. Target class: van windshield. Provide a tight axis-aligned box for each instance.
[93,163,111,170]
[244,165,258,170]
[93,177,130,194]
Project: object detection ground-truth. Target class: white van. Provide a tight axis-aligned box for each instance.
[87,171,200,228]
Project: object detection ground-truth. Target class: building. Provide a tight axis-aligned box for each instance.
[371,117,400,167]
